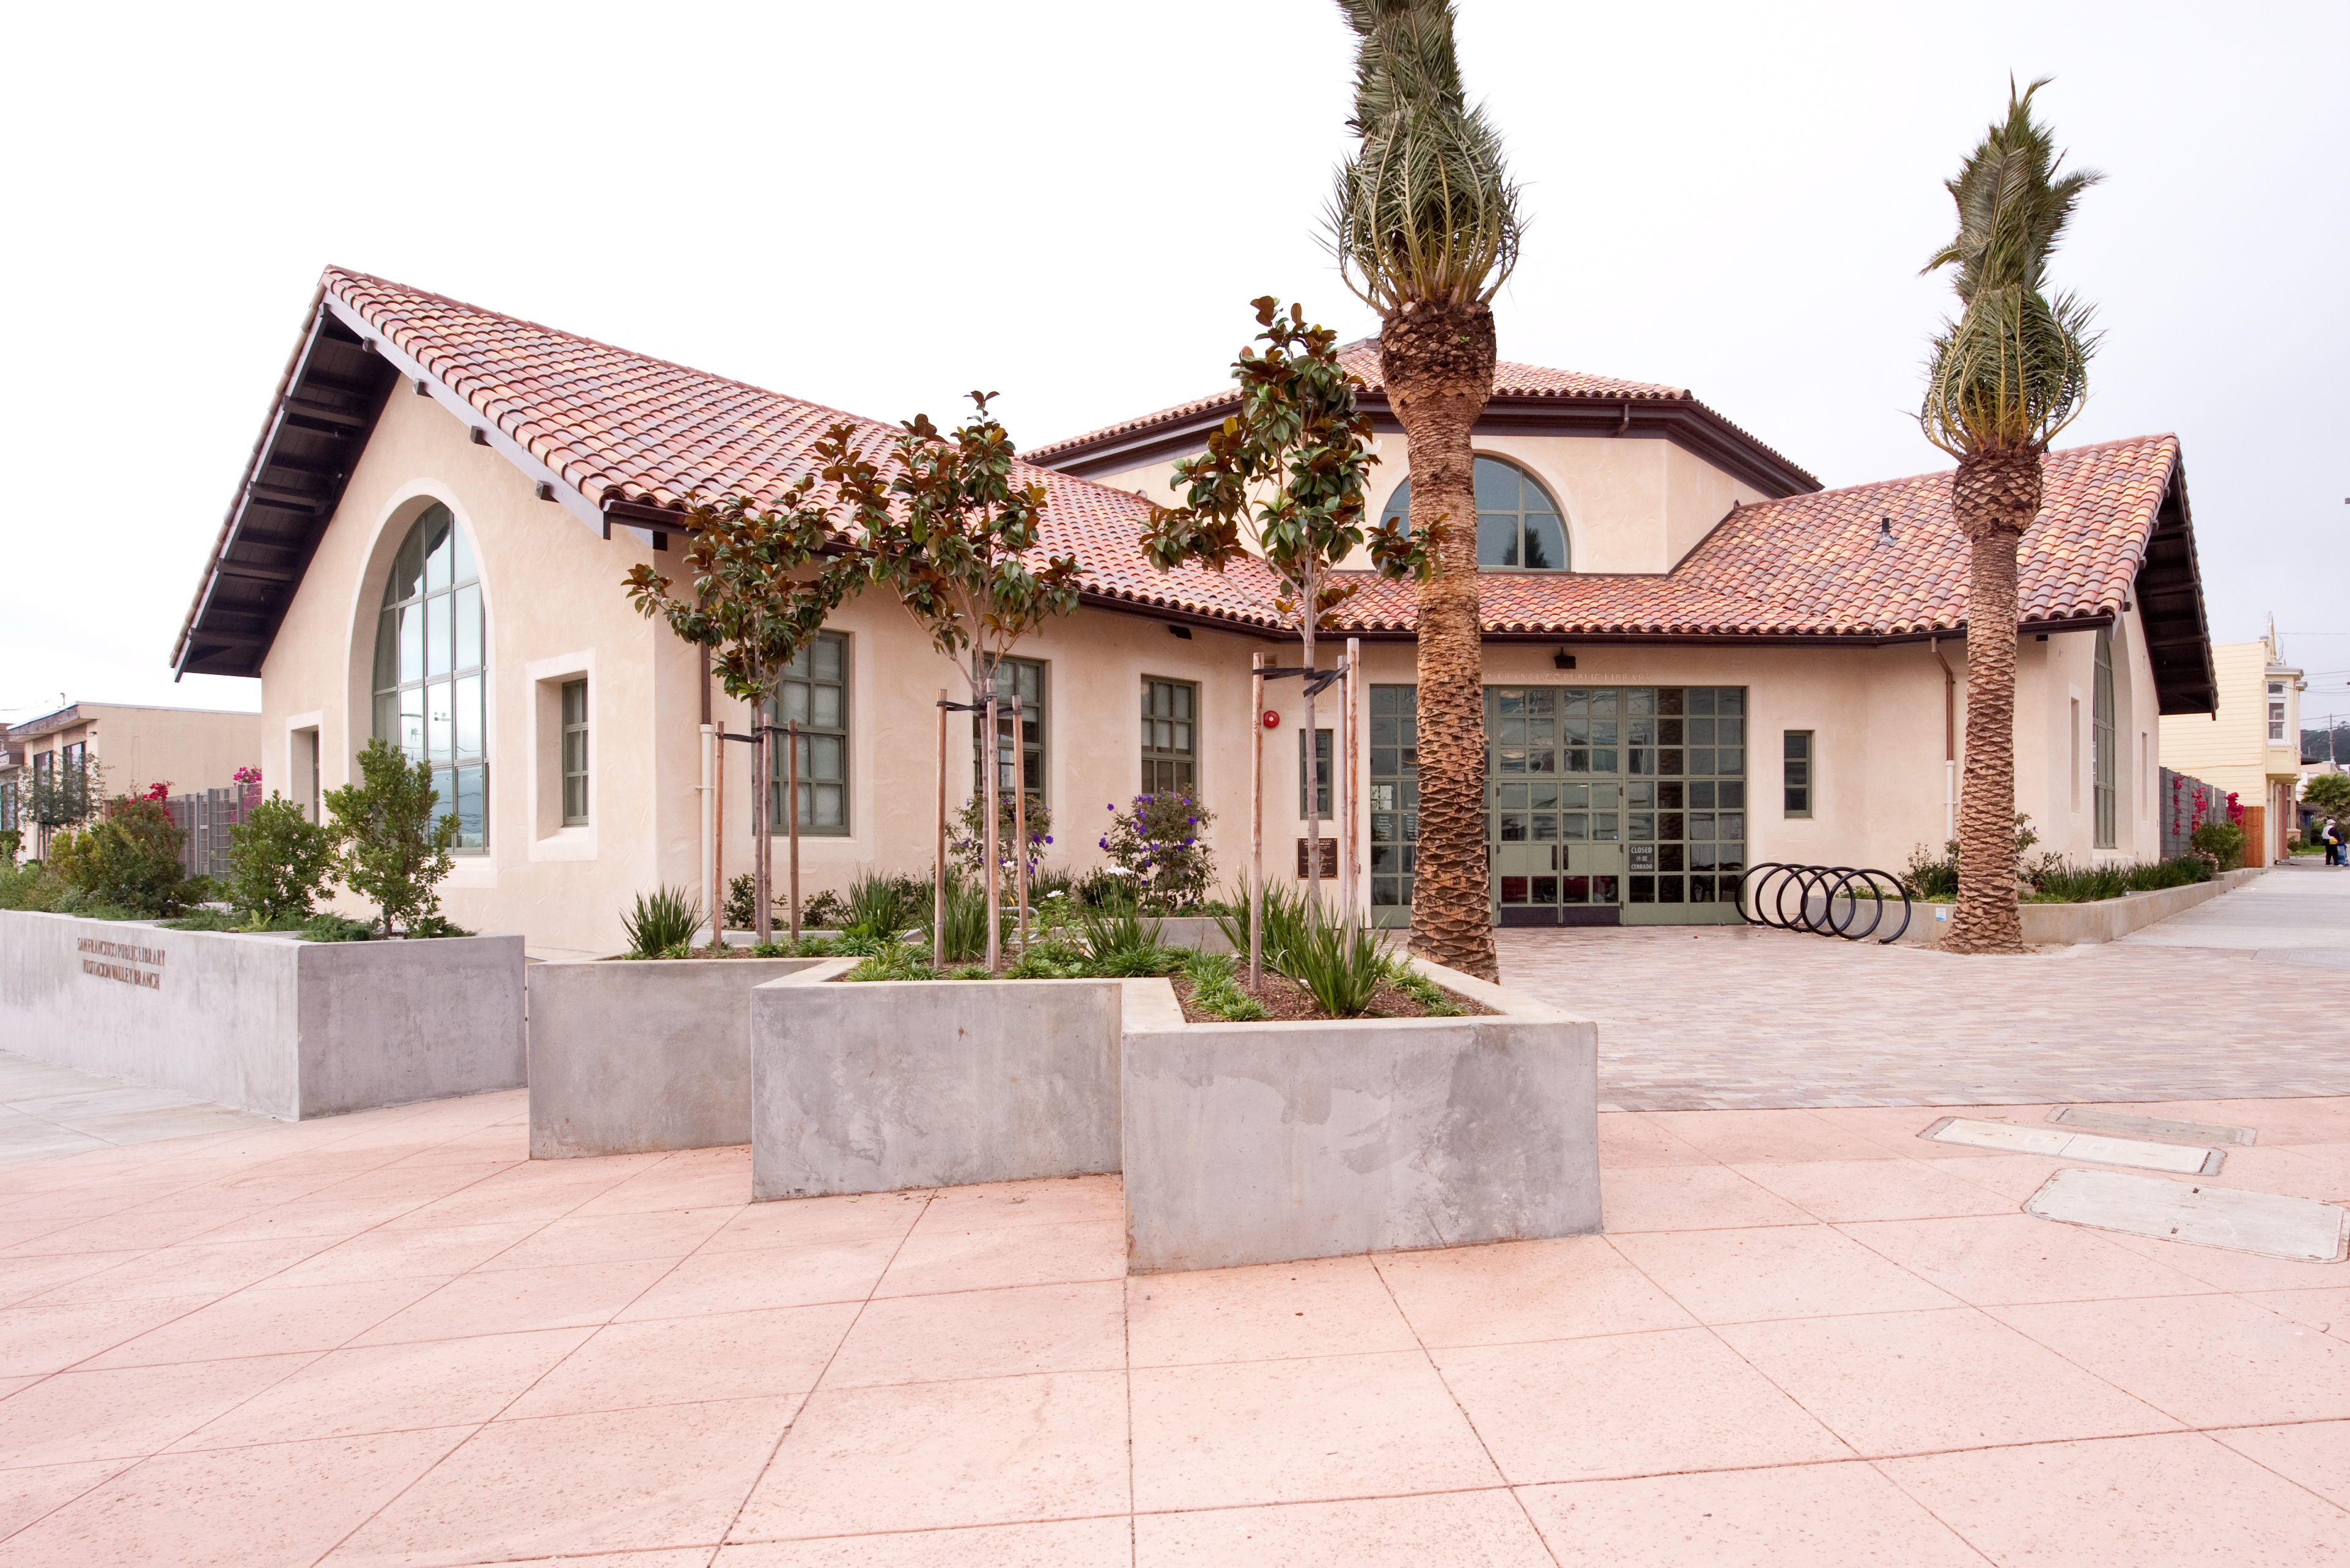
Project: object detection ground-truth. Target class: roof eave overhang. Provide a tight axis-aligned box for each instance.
[2131,455,2219,716]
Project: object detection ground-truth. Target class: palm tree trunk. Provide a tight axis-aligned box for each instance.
[1945,447,2041,955]
[1383,300,1499,981]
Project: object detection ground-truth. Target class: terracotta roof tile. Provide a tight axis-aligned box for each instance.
[323,269,2174,644]
[1023,340,1685,462]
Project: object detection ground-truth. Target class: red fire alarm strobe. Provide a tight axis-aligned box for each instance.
[1262,710,1281,729]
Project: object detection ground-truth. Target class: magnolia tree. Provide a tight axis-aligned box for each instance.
[625,478,857,946]
[825,396,1086,971]
[1142,298,1433,985]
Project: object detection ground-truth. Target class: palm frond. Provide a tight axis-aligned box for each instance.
[1325,0,1523,312]
[1919,79,2102,455]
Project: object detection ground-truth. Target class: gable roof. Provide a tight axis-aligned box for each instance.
[1028,339,1822,499]
[177,270,2213,713]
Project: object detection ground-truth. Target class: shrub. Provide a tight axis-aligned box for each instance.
[299,912,375,943]
[844,872,925,941]
[1281,907,1385,1017]
[1006,934,1093,979]
[1382,957,1466,1017]
[1074,897,1164,963]
[622,886,704,958]
[922,871,1002,963]
[325,740,457,936]
[405,913,474,940]
[1177,950,1269,1021]
[1212,878,1313,971]
[2190,820,2246,872]
[800,886,849,929]
[1097,792,1215,910]
[159,906,243,931]
[949,793,1052,880]
[843,942,937,982]
[224,793,339,924]
[50,793,193,916]
[0,859,62,911]
[0,828,18,862]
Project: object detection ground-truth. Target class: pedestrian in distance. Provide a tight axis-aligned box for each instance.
[2323,818,2344,867]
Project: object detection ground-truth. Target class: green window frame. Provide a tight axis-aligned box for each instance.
[767,632,849,834]
[1380,455,1569,572]
[1,782,16,831]
[560,679,589,826]
[973,656,1045,804]
[372,502,487,850]
[1141,677,1196,794]
[1369,685,1419,913]
[2093,628,2117,848]
[1298,727,1333,820]
[1783,731,1813,818]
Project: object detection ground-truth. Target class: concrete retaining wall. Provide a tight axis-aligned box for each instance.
[528,954,828,1158]
[0,910,524,1119]
[1895,866,2265,946]
[1121,959,1602,1273]
[749,963,1122,1199]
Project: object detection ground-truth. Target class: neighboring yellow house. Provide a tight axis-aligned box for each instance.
[7,702,261,858]
[170,269,2220,952]
[2158,630,2304,864]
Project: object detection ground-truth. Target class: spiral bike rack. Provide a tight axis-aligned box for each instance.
[1738,863,1913,944]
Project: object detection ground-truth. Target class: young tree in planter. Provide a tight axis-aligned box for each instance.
[1326,0,1525,982]
[624,476,859,946]
[1919,81,2101,954]
[825,396,1086,971]
[325,738,457,937]
[224,793,341,926]
[1141,298,1433,986]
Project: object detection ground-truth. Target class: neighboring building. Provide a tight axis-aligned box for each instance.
[171,270,2217,951]
[0,738,22,852]
[2158,630,2302,864]
[7,702,260,858]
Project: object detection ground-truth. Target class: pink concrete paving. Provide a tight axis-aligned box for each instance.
[2,1089,2347,1565]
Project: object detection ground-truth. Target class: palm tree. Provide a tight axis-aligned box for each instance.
[1920,79,2101,954]
[1327,0,1523,981]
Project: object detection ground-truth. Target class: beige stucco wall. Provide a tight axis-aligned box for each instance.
[1089,430,1772,576]
[15,704,259,797]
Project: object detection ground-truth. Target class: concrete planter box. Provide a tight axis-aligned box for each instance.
[1121,958,1600,1273]
[528,954,830,1158]
[750,962,1123,1199]
[1896,866,2265,946]
[0,910,523,1119]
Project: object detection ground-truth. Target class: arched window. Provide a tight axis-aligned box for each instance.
[372,502,487,850]
[1379,455,1569,571]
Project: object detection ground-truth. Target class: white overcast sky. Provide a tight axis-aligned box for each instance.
[4,0,2344,726]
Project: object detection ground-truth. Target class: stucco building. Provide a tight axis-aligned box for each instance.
[2159,630,2305,863]
[172,270,2217,951]
[6,702,260,859]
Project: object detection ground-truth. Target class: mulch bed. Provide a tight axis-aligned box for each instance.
[1169,971,1492,1024]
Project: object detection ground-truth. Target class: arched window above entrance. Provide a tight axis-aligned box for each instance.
[370,502,487,850]
[1379,456,1569,571]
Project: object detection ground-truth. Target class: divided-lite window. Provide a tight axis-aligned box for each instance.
[561,680,589,826]
[2268,680,2287,743]
[1783,732,1813,817]
[373,502,486,850]
[1380,455,1569,570]
[1141,679,1196,792]
[1369,685,1420,911]
[1,783,16,831]
[767,633,849,833]
[973,657,1045,803]
[2093,630,2116,848]
[1298,728,1333,820]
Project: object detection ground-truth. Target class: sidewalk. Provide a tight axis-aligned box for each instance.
[1,1087,2345,1565]
[2116,855,2350,970]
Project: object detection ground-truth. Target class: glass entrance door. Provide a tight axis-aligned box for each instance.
[1487,685,1748,926]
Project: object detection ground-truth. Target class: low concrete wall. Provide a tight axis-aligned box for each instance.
[528,954,828,1158]
[0,910,524,1119]
[749,963,1122,1199]
[1893,866,2266,947]
[1121,959,1602,1274]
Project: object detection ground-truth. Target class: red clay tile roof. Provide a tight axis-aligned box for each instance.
[1024,340,1687,462]
[1338,434,2181,638]
[314,269,2173,645]
[322,269,1295,630]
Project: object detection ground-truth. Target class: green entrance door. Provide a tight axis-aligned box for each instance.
[1486,685,1748,926]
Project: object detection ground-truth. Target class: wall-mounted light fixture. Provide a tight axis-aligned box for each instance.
[1553,650,1577,671]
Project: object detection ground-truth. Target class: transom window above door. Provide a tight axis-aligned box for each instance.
[1379,456,1569,571]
